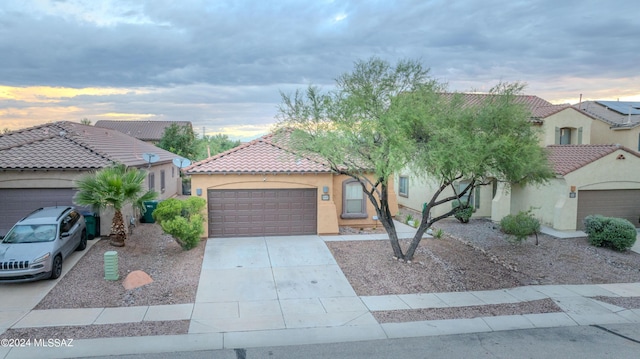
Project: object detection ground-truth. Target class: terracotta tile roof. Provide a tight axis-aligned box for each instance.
[185,134,331,174]
[0,121,179,170]
[546,144,640,175]
[94,120,193,141]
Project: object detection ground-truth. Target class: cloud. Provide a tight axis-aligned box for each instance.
[0,0,639,139]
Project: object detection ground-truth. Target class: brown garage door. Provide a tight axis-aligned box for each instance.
[576,189,640,230]
[208,189,317,237]
[0,188,85,236]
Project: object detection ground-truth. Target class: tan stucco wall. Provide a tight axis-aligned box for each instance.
[332,174,398,229]
[190,172,398,236]
[590,120,640,150]
[143,162,182,200]
[538,108,593,146]
[395,172,492,220]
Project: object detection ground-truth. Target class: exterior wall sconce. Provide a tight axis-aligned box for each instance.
[196,188,202,196]
[569,185,576,198]
[321,186,330,201]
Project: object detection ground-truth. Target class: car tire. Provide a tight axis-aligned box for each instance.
[49,255,63,280]
[76,229,87,251]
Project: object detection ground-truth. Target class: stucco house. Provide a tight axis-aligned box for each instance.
[184,133,398,238]
[396,94,640,232]
[575,100,640,151]
[94,120,193,144]
[0,121,182,236]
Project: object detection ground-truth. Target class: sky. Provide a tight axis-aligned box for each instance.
[1,0,639,141]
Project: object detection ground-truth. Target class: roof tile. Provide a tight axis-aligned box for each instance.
[0,121,179,170]
[546,144,639,175]
[185,135,331,174]
[94,120,192,141]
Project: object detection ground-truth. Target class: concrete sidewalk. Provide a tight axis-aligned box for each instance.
[3,222,640,358]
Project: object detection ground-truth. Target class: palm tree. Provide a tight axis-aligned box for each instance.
[74,163,157,247]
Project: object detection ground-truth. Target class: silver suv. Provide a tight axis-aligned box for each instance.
[0,206,87,283]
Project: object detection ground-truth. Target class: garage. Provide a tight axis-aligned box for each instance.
[0,188,84,236]
[208,188,317,237]
[576,189,640,230]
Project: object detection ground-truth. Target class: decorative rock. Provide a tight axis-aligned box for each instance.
[122,270,153,290]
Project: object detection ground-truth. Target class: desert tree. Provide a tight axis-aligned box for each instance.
[278,58,554,261]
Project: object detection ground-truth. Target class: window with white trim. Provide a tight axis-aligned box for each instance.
[342,179,367,219]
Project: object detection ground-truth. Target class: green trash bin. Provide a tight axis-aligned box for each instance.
[143,201,159,223]
[82,211,99,239]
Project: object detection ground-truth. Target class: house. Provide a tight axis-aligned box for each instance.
[94,120,193,144]
[501,144,640,230]
[396,93,640,232]
[184,133,399,238]
[575,100,640,151]
[0,121,182,236]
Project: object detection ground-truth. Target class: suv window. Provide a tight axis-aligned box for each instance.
[61,210,80,233]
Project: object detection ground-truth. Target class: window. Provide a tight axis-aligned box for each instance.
[160,170,165,193]
[341,179,367,219]
[61,211,80,233]
[560,128,572,144]
[399,176,409,197]
[458,181,480,209]
[148,172,155,191]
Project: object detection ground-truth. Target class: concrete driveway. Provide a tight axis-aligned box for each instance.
[0,239,99,335]
[190,235,378,334]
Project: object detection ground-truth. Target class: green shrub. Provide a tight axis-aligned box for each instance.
[583,215,636,251]
[500,210,541,244]
[453,204,473,223]
[153,197,206,250]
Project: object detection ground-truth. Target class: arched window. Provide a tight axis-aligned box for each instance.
[341,179,367,219]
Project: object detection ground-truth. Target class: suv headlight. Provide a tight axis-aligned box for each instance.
[34,252,51,264]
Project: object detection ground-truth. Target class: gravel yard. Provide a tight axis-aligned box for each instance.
[2,217,640,340]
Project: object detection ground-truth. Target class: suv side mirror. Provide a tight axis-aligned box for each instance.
[60,232,70,238]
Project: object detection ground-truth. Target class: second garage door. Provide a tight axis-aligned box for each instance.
[576,189,640,230]
[208,189,317,237]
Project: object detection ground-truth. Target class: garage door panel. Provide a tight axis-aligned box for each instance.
[0,188,87,236]
[577,190,640,230]
[208,188,317,237]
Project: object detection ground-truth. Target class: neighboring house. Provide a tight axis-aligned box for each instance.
[0,121,182,236]
[184,133,399,238]
[396,93,640,232]
[575,100,640,151]
[94,120,193,144]
[497,144,640,230]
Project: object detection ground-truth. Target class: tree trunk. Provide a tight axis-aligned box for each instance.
[109,210,128,247]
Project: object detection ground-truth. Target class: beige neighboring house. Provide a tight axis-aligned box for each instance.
[184,133,398,238]
[94,120,193,144]
[576,100,640,151]
[0,121,182,236]
[396,94,640,232]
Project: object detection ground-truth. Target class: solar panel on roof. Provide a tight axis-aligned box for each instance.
[596,101,640,115]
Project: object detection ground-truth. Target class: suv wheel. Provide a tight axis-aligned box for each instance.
[49,255,63,279]
[76,229,87,251]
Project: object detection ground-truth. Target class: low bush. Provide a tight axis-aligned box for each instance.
[453,203,473,223]
[153,197,206,250]
[500,209,541,244]
[583,215,636,251]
